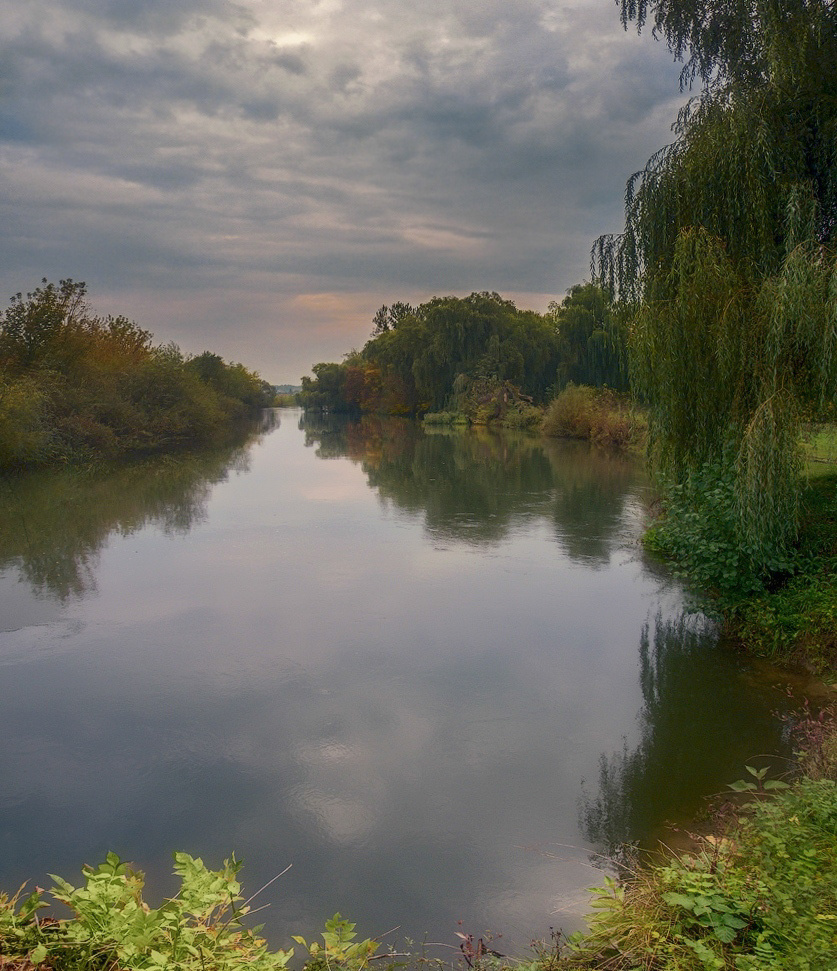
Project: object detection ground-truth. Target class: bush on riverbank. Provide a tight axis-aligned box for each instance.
[0,280,275,472]
[542,776,837,970]
[541,385,646,450]
[728,472,837,674]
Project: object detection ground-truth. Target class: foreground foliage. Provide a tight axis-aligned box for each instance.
[0,279,274,471]
[4,771,834,971]
[0,853,380,971]
[544,771,837,970]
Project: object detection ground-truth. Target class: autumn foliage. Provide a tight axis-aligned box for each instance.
[0,279,274,470]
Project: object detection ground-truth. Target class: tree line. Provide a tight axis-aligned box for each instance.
[300,0,837,595]
[0,278,275,471]
[298,285,628,415]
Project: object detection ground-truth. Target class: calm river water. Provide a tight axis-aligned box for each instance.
[0,409,797,954]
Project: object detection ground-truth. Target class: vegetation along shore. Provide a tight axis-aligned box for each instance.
[2,0,836,966]
[0,279,276,473]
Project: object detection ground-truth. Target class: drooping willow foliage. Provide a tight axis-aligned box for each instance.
[594,0,837,570]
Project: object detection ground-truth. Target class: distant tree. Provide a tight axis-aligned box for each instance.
[0,278,88,367]
[0,279,270,469]
[304,292,562,415]
[371,301,417,335]
[548,283,628,391]
[299,362,351,412]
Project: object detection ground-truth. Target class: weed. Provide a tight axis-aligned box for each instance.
[549,776,837,969]
[0,853,388,971]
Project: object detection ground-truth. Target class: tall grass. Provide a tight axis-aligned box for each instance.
[541,385,646,450]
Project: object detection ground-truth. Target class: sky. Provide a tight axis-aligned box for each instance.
[1,0,687,384]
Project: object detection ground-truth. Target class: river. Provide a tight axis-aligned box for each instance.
[0,409,797,955]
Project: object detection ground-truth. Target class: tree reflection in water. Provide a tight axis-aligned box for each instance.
[0,411,277,601]
[580,613,795,860]
[300,413,644,562]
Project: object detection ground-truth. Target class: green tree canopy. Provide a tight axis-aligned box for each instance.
[301,293,562,415]
[595,0,837,572]
[547,283,628,391]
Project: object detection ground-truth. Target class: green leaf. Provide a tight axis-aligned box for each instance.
[30,943,48,964]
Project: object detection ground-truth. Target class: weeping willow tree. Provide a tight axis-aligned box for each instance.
[595,0,837,576]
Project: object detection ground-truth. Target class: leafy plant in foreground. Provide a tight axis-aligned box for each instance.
[0,853,385,971]
[293,913,380,971]
[562,776,837,969]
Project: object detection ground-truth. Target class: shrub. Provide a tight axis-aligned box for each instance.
[0,280,272,469]
[542,385,646,450]
[643,461,802,603]
[422,410,470,426]
[542,384,596,439]
[0,853,383,971]
[0,374,52,468]
[563,778,837,970]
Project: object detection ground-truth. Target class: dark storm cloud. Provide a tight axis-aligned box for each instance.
[0,0,685,380]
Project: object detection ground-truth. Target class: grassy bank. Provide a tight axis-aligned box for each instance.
[644,426,837,677]
[423,383,647,443]
[728,470,837,675]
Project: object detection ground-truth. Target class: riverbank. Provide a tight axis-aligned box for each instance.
[2,734,835,971]
[643,460,837,679]
[536,390,837,679]
[422,382,647,450]
[519,701,837,971]
[0,281,275,473]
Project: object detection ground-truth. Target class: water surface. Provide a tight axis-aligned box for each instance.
[0,410,795,953]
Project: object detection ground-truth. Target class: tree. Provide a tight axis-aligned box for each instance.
[548,283,628,391]
[0,278,88,367]
[594,0,837,573]
[301,293,562,415]
[371,301,417,335]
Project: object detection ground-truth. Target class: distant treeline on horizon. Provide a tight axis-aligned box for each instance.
[298,285,626,416]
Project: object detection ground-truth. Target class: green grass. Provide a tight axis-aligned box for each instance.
[802,424,837,478]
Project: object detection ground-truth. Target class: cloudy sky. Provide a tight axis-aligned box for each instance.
[1,0,686,383]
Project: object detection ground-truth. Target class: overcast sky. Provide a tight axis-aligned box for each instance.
[1,0,686,383]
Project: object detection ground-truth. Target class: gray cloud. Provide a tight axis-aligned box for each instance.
[0,0,685,381]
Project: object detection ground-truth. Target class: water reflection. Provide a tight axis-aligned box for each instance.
[580,613,794,857]
[301,414,644,563]
[0,414,276,603]
[0,410,798,950]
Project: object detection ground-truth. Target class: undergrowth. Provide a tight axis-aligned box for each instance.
[506,715,837,971]
[0,853,381,971]
[730,472,837,673]
[644,463,837,675]
[550,776,837,970]
[541,386,646,450]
